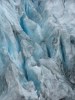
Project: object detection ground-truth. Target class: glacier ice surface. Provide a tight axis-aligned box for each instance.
[0,0,75,100]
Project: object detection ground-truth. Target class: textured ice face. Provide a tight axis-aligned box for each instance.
[0,0,75,100]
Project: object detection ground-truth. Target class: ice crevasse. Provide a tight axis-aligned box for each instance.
[0,0,75,100]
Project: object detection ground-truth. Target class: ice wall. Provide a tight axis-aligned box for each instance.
[0,0,75,100]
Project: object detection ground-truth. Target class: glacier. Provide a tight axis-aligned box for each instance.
[0,0,75,100]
